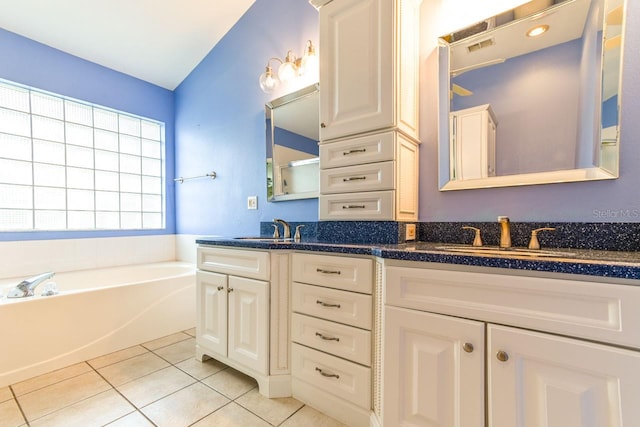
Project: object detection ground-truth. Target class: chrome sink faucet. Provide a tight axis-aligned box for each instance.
[273,218,291,239]
[498,216,511,248]
[7,271,55,298]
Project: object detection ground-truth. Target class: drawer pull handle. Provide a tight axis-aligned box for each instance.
[217,286,224,291]
[316,300,341,308]
[315,367,340,379]
[496,350,509,362]
[316,268,341,275]
[315,332,340,342]
[342,204,366,209]
[343,148,366,155]
[343,176,366,182]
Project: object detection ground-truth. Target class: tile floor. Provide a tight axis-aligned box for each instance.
[0,329,347,427]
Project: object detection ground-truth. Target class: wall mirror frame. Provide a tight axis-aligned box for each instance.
[437,0,625,191]
[266,83,319,202]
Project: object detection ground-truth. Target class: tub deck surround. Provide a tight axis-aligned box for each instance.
[195,238,640,280]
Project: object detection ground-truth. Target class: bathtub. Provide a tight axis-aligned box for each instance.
[0,261,196,387]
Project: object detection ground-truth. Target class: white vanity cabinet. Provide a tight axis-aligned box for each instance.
[196,246,291,398]
[290,252,374,427]
[382,262,640,427]
[314,0,422,221]
[449,104,497,180]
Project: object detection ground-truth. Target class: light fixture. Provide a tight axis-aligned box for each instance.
[259,40,317,93]
[526,24,549,37]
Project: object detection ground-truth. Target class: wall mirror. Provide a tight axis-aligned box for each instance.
[266,83,319,201]
[438,0,624,191]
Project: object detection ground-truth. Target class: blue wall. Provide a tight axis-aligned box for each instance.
[174,0,319,237]
[0,28,176,240]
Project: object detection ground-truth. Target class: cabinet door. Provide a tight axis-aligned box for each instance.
[488,324,640,427]
[196,271,227,357]
[227,276,269,374]
[384,306,485,427]
[319,0,393,140]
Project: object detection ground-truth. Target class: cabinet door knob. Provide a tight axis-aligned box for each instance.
[462,342,474,353]
[496,350,509,362]
[320,122,326,128]
[217,286,224,291]
[227,287,234,293]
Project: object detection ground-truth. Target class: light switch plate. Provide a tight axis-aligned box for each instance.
[247,196,258,210]
[405,223,416,241]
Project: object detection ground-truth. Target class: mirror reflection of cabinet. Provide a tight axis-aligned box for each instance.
[450,104,497,180]
[266,84,319,202]
[315,0,422,221]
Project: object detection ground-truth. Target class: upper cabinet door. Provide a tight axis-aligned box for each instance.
[319,0,421,142]
[320,0,393,140]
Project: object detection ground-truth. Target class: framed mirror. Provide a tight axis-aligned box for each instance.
[438,0,624,191]
[266,83,319,201]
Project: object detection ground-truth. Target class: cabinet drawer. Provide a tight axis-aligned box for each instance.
[292,313,372,366]
[320,131,395,168]
[320,161,394,194]
[292,343,371,409]
[319,190,394,221]
[198,246,269,280]
[385,265,640,350]
[292,282,372,330]
[292,252,372,294]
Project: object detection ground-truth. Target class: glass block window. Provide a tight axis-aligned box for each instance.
[0,79,165,231]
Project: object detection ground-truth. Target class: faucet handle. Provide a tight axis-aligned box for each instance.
[462,226,483,247]
[528,227,556,250]
[272,224,280,238]
[294,225,305,242]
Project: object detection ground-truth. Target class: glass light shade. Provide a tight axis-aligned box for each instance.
[259,67,278,93]
[300,52,318,77]
[278,51,298,82]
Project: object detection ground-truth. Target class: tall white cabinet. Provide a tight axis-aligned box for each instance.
[314,0,422,221]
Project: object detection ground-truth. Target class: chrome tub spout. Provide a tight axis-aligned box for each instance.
[7,272,55,298]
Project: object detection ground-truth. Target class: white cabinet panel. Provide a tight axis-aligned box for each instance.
[198,246,269,280]
[320,131,395,169]
[291,252,373,294]
[319,190,395,221]
[227,276,269,374]
[384,306,485,427]
[196,271,227,357]
[488,324,640,427]
[321,161,395,194]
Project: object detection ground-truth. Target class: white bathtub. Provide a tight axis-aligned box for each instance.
[0,261,196,387]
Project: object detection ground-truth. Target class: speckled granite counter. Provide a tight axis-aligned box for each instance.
[196,237,640,281]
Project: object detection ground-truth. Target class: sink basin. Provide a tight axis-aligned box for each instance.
[434,246,576,258]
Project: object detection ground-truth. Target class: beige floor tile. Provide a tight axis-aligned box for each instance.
[175,357,227,380]
[192,402,271,427]
[0,399,26,427]
[236,388,304,426]
[183,327,196,337]
[280,406,348,427]
[141,382,229,427]
[29,389,133,427]
[98,352,170,386]
[0,387,12,403]
[153,337,196,364]
[105,410,155,426]
[116,366,195,408]
[17,371,111,422]
[87,345,149,369]
[11,362,92,396]
[201,368,257,399]
[142,332,191,351]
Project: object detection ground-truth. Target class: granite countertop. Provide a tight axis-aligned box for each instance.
[195,237,640,280]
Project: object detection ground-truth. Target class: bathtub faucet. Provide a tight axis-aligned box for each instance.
[7,272,55,298]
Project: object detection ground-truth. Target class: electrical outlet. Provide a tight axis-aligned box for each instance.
[247,196,258,210]
[405,223,416,241]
